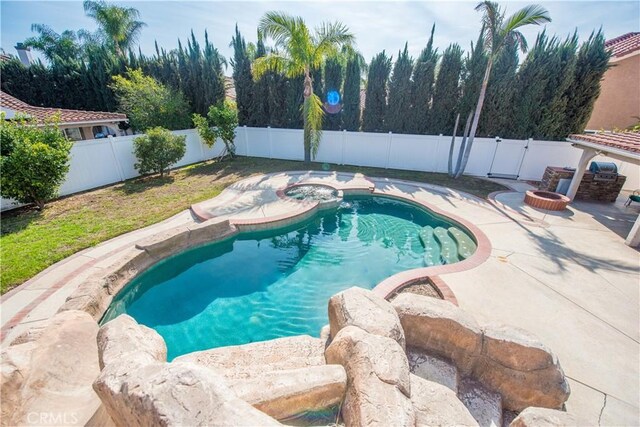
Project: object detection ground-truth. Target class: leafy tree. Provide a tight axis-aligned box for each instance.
[23,24,82,64]
[250,36,272,127]
[324,55,344,130]
[193,100,239,157]
[133,127,186,177]
[385,43,414,133]
[362,51,392,132]
[342,52,362,131]
[254,11,354,162]
[83,0,146,57]
[110,69,191,131]
[230,25,254,126]
[429,43,463,135]
[0,114,72,209]
[563,30,611,134]
[409,24,438,134]
[451,1,550,178]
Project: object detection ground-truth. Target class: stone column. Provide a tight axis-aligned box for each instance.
[625,214,640,247]
[566,148,597,201]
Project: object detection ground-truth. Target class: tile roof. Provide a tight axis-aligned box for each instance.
[224,76,236,101]
[605,32,640,58]
[569,131,640,154]
[0,91,126,125]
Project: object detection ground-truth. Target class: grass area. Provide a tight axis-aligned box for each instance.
[0,157,506,293]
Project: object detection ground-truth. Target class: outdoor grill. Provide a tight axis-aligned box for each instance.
[589,161,619,182]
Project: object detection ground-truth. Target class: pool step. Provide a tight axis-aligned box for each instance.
[448,227,477,260]
[433,227,460,265]
[419,226,443,266]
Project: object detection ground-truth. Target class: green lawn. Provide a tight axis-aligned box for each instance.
[0,157,506,293]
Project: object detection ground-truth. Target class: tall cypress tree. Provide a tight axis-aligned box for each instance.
[284,75,304,129]
[537,32,578,140]
[342,55,361,131]
[323,56,344,130]
[362,51,392,133]
[458,31,488,121]
[409,24,438,134]
[429,43,463,135]
[385,43,414,133]
[478,37,519,137]
[230,25,254,126]
[563,30,611,134]
[250,37,270,127]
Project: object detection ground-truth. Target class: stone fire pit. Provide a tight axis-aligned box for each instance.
[524,190,570,211]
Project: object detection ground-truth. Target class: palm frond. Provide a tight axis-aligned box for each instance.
[252,54,291,79]
[313,21,355,58]
[501,4,551,35]
[303,93,324,158]
[258,11,300,49]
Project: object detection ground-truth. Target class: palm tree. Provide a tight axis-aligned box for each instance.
[253,12,354,163]
[451,1,550,178]
[23,24,82,63]
[83,0,145,57]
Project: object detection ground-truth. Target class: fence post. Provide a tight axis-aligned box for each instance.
[515,138,532,179]
[244,125,249,156]
[268,126,273,159]
[341,129,347,165]
[108,136,126,182]
[386,131,393,169]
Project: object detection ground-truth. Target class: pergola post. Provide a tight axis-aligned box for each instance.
[625,214,640,247]
[566,148,598,201]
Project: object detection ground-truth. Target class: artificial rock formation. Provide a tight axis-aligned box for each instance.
[393,293,570,412]
[328,286,406,349]
[325,325,415,426]
[174,335,326,379]
[0,310,103,427]
[410,374,478,427]
[93,315,281,426]
[510,406,577,427]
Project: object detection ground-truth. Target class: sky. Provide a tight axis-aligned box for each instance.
[1,0,639,75]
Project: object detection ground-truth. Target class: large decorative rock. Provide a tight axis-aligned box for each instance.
[1,310,103,427]
[174,335,325,379]
[407,347,459,392]
[393,293,482,375]
[410,374,478,427]
[230,365,347,420]
[457,377,503,427]
[135,226,190,258]
[97,314,166,369]
[94,361,281,426]
[473,324,570,411]
[325,326,414,427]
[510,407,577,427]
[328,287,406,349]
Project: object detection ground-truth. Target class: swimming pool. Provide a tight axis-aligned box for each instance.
[103,195,475,360]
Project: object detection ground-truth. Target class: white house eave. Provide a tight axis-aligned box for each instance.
[566,138,640,166]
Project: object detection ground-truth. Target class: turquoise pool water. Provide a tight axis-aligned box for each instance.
[103,196,460,360]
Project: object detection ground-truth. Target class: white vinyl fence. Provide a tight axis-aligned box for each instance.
[2,127,639,211]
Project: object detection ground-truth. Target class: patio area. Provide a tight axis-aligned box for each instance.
[1,172,638,425]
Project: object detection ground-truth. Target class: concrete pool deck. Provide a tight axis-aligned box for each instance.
[1,171,638,426]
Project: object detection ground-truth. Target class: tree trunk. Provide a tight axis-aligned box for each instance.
[303,70,313,164]
[447,114,461,177]
[454,59,493,179]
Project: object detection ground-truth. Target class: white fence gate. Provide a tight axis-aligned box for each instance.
[2,126,639,211]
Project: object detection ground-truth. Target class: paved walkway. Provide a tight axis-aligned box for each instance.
[1,172,638,425]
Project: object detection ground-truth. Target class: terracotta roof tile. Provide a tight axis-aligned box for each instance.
[0,91,127,125]
[569,131,640,154]
[605,32,640,58]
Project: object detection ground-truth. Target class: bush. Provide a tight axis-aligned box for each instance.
[133,127,186,177]
[110,69,191,132]
[0,115,72,209]
[193,100,239,158]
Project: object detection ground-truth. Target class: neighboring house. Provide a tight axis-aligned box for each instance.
[0,91,129,141]
[586,32,640,131]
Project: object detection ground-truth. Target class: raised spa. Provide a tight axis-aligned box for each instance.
[103,196,476,360]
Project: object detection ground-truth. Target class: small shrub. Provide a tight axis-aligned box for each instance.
[0,114,72,209]
[133,127,186,177]
[193,100,238,158]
